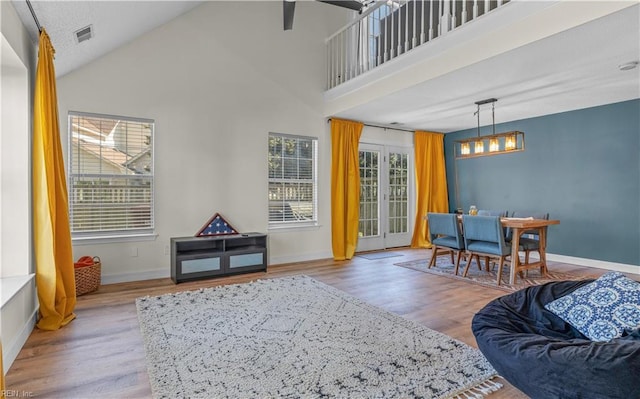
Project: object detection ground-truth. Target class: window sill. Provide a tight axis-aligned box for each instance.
[1,274,35,309]
[73,233,158,245]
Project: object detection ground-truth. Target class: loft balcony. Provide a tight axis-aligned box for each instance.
[326,0,510,90]
[324,0,639,132]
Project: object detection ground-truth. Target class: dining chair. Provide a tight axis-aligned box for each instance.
[462,215,512,285]
[507,211,550,266]
[477,209,508,217]
[477,209,508,241]
[427,213,465,275]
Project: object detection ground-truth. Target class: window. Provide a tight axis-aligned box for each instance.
[268,133,318,227]
[68,112,154,238]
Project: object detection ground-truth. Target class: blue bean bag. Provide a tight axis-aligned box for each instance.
[472,280,640,399]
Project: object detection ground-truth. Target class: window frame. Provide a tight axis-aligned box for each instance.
[268,132,319,229]
[67,111,155,241]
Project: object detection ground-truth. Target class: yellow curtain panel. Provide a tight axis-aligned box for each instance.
[330,118,363,260]
[411,131,449,248]
[33,29,76,330]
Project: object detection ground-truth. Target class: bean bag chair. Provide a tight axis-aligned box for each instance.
[472,280,640,399]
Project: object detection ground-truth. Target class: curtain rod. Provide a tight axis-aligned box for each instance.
[326,118,414,133]
[26,0,42,33]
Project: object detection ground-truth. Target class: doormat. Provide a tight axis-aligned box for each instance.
[356,251,404,260]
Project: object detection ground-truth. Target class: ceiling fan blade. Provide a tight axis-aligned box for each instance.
[283,0,296,31]
[316,0,364,12]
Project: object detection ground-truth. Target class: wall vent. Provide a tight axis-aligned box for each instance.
[74,25,93,43]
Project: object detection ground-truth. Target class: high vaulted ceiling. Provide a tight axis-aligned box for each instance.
[10,0,640,133]
[11,0,204,78]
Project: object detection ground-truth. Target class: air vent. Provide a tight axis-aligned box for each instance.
[74,25,93,43]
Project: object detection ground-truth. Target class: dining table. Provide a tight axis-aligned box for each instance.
[447,214,561,285]
[500,217,560,285]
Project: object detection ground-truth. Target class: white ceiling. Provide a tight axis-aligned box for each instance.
[10,0,640,133]
[11,0,204,78]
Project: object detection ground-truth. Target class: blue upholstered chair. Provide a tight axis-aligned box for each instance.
[427,213,465,275]
[507,211,550,266]
[477,210,508,239]
[477,209,508,217]
[462,215,512,285]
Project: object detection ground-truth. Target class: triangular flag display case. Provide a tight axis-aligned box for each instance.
[196,213,238,237]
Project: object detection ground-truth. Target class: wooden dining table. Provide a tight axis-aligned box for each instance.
[447,214,560,285]
[500,217,560,285]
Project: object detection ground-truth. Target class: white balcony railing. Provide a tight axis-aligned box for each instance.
[326,0,510,89]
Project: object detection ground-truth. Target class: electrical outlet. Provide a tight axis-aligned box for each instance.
[164,245,170,256]
[130,247,138,257]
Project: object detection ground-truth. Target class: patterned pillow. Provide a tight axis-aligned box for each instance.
[545,271,640,342]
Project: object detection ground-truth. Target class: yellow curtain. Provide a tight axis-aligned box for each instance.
[33,29,76,330]
[330,118,363,260]
[411,131,449,248]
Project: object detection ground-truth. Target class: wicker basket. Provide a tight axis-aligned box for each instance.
[75,256,101,296]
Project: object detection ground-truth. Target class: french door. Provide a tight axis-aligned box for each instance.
[356,144,413,252]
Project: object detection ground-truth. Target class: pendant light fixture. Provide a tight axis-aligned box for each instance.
[454,98,524,159]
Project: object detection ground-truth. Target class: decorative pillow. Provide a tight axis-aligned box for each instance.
[545,271,640,342]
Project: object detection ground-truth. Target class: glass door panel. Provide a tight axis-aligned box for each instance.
[356,145,413,252]
[357,146,383,251]
[386,149,411,247]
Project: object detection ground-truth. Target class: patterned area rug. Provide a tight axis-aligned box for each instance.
[395,256,594,292]
[136,275,501,398]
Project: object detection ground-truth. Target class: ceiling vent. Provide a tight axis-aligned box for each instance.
[74,25,93,43]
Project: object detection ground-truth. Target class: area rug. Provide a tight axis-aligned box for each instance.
[395,257,594,292]
[136,275,501,398]
[356,251,404,260]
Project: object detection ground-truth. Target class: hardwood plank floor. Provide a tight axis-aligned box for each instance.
[5,248,608,398]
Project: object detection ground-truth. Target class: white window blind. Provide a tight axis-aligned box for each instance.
[68,112,154,237]
[268,133,318,226]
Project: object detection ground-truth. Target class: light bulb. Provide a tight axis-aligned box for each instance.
[489,138,499,152]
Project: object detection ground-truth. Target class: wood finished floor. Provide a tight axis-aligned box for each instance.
[6,248,609,398]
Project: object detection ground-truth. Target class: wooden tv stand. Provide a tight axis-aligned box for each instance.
[170,233,267,283]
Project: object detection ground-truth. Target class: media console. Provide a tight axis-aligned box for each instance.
[170,233,267,283]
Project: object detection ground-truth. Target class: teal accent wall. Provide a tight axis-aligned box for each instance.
[444,99,640,266]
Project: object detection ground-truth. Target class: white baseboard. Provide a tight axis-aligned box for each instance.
[4,307,37,374]
[101,269,169,285]
[528,252,639,274]
[99,251,638,284]
[100,252,335,285]
[269,251,334,266]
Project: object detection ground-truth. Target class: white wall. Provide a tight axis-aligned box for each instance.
[1,35,30,278]
[0,0,37,375]
[57,1,363,282]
